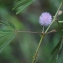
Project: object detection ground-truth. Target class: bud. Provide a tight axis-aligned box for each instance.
[58,10,63,15]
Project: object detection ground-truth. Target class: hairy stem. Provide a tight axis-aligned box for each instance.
[45,2,63,33]
[32,35,44,63]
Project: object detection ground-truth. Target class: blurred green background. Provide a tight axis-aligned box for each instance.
[0,0,63,63]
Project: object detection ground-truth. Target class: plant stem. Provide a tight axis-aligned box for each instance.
[45,2,63,33]
[32,1,63,63]
[42,26,44,32]
[32,35,44,63]
[16,30,43,34]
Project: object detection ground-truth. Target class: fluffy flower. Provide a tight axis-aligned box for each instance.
[39,12,52,26]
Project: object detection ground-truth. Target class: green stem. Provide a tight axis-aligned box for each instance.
[32,1,63,63]
[32,35,44,63]
[42,26,44,32]
[45,2,63,33]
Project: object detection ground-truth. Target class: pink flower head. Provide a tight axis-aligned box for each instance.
[39,12,52,26]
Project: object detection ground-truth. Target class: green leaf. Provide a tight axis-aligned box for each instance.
[12,0,34,14]
[0,32,15,53]
[12,0,30,10]
[50,49,59,63]
[0,30,13,40]
[0,20,16,52]
[0,20,6,25]
[50,37,63,63]
[0,30,12,39]
[15,0,21,2]
[7,21,15,29]
[0,33,7,38]
[16,0,34,14]
[0,20,15,30]
[0,33,10,46]
[0,30,12,33]
[51,37,62,54]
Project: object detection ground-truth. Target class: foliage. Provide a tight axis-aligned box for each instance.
[0,0,63,63]
[12,0,34,14]
[0,20,16,52]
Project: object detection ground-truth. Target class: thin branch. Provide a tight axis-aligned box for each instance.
[16,30,43,34]
[16,30,57,35]
[45,2,63,33]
